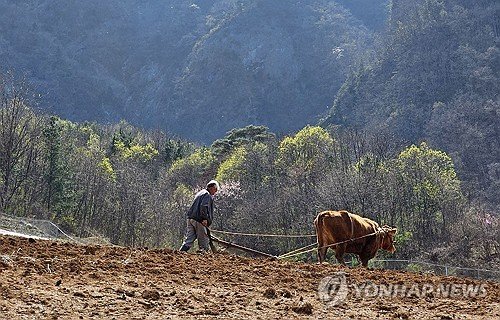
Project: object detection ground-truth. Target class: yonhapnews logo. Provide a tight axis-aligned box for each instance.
[318,272,488,307]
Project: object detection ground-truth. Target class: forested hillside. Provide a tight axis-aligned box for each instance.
[0,0,376,142]
[323,0,499,208]
[1,80,498,269]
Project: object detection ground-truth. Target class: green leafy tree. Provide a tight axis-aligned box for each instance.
[394,142,464,242]
[164,139,192,165]
[110,120,136,154]
[276,126,335,191]
[216,146,248,183]
[211,125,275,158]
[169,147,217,188]
[274,126,335,233]
[42,116,79,218]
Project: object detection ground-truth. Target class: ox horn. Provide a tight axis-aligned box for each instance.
[381,225,397,234]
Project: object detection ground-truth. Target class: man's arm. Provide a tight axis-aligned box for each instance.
[200,207,208,226]
[198,192,214,227]
[199,193,210,225]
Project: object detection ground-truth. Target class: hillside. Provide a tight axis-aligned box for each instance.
[1,0,497,209]
[0,0,376,143]
[322,0,499,207]
[0,235,498,319]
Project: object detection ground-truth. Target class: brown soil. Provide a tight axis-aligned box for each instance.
[0,235,498,319]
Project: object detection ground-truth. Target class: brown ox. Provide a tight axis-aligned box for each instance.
[314,210,397,267]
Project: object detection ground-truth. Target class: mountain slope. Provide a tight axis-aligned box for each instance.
[0,0,377,143]
[322,0,499,205]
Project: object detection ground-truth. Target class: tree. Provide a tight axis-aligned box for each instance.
[168,147,217,188]
[393,142,464,243]
[275,126,335,232]
[42,116,79,217]
[211,125,275,158]
[276,126,335,193]
[0,76,44,214]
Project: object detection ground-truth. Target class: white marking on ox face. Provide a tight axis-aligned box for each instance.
[388,243,396,253]
[381,227,397,253]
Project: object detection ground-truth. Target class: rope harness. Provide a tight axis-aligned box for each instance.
[277,228,385,259]
[209,227,388,259]
[210,229,316,238]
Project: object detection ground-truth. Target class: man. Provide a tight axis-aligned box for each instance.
[179,180,219,252]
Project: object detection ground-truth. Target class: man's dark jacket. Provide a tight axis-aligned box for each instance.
[186,189,214,226]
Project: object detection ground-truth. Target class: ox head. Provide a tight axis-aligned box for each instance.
[380,226,397,253]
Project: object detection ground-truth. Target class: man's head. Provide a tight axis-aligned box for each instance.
[206,180,220,195]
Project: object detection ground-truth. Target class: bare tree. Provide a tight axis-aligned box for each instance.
[0,75,44,213]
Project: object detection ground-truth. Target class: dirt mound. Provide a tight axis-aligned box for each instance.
[0,235,498,319]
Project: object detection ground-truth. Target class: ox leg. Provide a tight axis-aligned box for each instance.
[360,257,369,268]
[317,243,327,263]
[335,244,347,266]
[359,253,373,268]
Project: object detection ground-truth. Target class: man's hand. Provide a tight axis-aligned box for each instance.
[201,220,208,227]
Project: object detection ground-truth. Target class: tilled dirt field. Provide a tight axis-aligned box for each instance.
[0,235,498,319]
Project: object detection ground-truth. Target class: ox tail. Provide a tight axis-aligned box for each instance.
[314,212,327,263]
[313,213,324,243]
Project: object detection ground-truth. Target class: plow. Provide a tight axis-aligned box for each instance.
[209,234,278,259]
